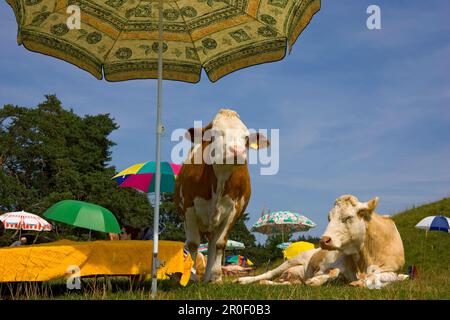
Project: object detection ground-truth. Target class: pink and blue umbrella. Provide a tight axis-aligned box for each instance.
[113,161,181,193]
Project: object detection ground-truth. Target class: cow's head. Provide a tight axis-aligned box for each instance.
[320,195,379,254]
[186,109,269,165]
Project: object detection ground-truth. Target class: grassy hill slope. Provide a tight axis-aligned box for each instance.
[393,197,450,277]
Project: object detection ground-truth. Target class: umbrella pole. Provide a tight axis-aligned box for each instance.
[151,0,164,298]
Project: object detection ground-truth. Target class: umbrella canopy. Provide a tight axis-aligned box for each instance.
[0,211,52,232]
[6,0,320,83]
[276,242,292,250]
[225,255,253,266]
[283,241,315,260]
[252,210,316,234]
[6,0,320,296]
[416,216,450,233]
[113,161,181,193]
[198,240,245,253]
[43,200,121,234]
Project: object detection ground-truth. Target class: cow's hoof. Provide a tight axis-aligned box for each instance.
[235,277,249,284]
[305,279,319,286]
[210,276,223,284]
[398,274,409,281]
[349,280,364,287]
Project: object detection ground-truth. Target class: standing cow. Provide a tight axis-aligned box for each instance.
[174,109,269,283]
[238,195,408,287]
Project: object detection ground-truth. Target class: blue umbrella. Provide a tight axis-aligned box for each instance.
[416,216,450,233]
[276,242,292,250]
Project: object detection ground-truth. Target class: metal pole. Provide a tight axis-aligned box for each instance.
[151,0,164,298]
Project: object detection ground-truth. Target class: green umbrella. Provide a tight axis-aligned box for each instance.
[44,200,121,234]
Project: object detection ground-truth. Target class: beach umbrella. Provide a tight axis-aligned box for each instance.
[6,0,320,296]
[416,216,450,234]
[276,242,292,250]
[113,161,181,193]
[43,200,121,234]
[415,215,449,268]
[283,241,314,260]
[0,211,52,232]
[0,210,52,243]
[252,210,316,241]
[198,240,245,253]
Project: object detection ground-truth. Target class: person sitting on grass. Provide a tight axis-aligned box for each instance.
[10,237,27,247]
[108,232,120,240]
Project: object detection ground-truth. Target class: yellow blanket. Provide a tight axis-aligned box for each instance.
[0,240,193,286]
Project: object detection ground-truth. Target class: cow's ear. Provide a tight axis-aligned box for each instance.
[357,197,379,220]
[185,127,203,143]
[367,197,379,211]
[247,132,270,150]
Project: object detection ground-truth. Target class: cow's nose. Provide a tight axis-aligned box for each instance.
[319,236,332,248]
[229,144,246,156]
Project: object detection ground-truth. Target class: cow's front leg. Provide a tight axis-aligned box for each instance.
[206,199,240,283]
[354,271,409,288]
[305,268,340,286]
[184,208,201,281]
[210,236,226,283]
[202,231,226,283]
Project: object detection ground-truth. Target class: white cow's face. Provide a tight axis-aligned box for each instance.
[186,109,269,165]
[211,109,250,165]
[320,195,379,254]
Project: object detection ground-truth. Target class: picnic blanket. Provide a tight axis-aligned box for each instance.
[0,239,193,286]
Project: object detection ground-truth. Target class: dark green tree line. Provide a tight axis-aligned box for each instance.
[0,95,151,242]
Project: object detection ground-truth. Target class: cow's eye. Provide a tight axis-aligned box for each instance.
[343,216,353,223]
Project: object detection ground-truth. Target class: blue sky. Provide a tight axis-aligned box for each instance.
[1,1,449,242]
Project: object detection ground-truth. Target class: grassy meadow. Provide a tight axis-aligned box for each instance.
[1,198,449,300]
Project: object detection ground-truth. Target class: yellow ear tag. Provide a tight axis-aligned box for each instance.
[249,142,258,150]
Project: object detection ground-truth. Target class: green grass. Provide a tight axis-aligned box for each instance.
[1,198,449,300]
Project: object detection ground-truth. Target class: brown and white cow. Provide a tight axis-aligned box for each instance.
[174,109,269,283]
[237,195,408,287]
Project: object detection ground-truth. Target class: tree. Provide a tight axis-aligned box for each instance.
[228,212,256,247]
[158,193,185,242]
[0,95,152,242]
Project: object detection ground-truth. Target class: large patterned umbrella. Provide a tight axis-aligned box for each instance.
[6,0,320,82]
[252,210,315,241]
[6,0,320,295]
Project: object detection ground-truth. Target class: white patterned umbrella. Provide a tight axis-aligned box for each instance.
[252,210,315,242]
[0,211,52,232]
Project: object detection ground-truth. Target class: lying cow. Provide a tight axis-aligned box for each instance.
[238,195,408,287]
[174,109,269,283]
[221,265,254,276]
